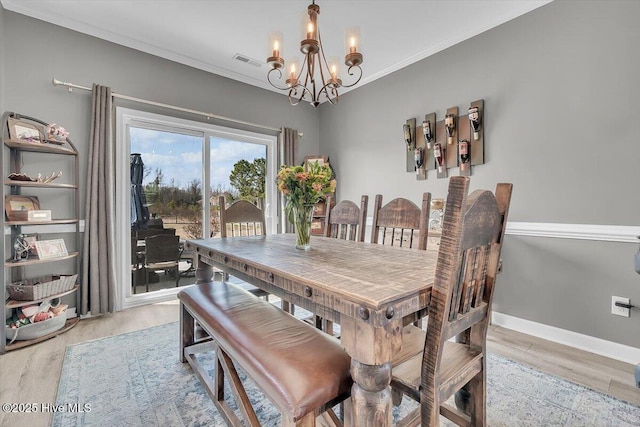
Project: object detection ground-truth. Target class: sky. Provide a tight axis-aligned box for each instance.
[130,127,266,192]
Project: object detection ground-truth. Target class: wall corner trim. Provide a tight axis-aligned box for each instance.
[492,311,640,365]
[505,222,640,243]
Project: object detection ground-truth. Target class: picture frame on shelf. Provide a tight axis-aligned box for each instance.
[4,195,40,221]
[7,118,44,142]
[34,238,68,260]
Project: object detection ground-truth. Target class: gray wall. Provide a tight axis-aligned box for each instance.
[319,1,640,348]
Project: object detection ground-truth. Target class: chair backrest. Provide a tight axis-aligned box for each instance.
[147,216,164,229]
[370,192,431,250]
[423,176,512,371]
[219,196,266,238]
[324,195,368,241]
[145,234,180,264]
[136,228,175,241]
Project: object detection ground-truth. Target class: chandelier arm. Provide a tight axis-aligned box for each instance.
[288,88,302,106]
[316,29,333,82]
[289,80,312,106]
[267,68,294,91]
[302,56,319,105]
[318,82,339,105]
[307,53,316,86]
[339,65,363,88]
[327,86,339,104]
[288,82,309,106]
[298,54,309,83]
[316,54,328,90]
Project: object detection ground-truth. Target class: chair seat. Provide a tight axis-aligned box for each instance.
[393,324,427,366]
[391,340,483,402]
[146,260,179,269]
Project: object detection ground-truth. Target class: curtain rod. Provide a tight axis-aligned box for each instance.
[51,78,299,136]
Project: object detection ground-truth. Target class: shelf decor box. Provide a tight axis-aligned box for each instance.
[6,274,78,301]
[27,210,51,221]
[4,195,40,221]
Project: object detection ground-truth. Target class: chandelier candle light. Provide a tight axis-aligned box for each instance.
[267,0,364,108]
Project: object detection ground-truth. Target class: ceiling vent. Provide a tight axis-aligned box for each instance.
[233,53,262,68]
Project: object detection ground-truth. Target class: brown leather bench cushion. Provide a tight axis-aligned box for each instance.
[178,283,352,420]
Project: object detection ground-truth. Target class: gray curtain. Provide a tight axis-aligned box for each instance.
[81,84,115,315]
[280,127,298,233]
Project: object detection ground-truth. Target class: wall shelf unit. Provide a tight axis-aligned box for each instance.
[1,112,81,354]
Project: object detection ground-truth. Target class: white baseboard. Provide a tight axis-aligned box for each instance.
[492,311,640,365]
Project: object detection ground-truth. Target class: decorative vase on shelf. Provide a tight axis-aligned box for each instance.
[293,204,314,250]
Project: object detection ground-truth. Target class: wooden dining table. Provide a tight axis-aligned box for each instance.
[184,233,438,426]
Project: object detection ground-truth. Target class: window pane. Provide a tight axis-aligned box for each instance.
[130,127,203,240]
[210,137,267,237]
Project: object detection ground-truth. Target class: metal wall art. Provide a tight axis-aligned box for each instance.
[404,118,416,172]
[402,99,484,179]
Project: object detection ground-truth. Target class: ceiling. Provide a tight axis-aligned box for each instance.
[1,0,551,98]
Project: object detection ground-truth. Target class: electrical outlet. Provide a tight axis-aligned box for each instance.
[611,296,630,317]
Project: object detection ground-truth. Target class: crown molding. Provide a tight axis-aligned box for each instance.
[1,0,552,101]
[359,1,553,88]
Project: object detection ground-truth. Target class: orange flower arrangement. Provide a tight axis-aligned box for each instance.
[277,161,335,219]
[277,161,335,249]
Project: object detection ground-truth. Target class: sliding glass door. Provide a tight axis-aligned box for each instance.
[115,109,277,309]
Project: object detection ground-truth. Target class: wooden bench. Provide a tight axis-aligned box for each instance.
[178,282,352,426]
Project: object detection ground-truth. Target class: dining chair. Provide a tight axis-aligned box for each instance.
[316,194,368,335]
[143,234,181,293]
[391,176,513,427]
[324,195,368,241]
[370,192,431,250]
[217,196,271,301]
[371,192,431,327]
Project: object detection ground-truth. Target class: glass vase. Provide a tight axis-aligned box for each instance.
[292,204,314,250]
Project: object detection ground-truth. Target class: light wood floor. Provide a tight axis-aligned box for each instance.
[1,300,638,427]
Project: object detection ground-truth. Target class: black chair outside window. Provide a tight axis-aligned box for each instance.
[143,234,181,293]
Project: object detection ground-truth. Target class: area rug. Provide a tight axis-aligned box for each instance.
[54,322,640,427]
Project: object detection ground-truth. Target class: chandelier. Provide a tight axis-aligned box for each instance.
[266,0,364,108]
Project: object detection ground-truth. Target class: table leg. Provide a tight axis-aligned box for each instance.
[195,254,214,284]
[350,360,393,426]
[340,315,401,427]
